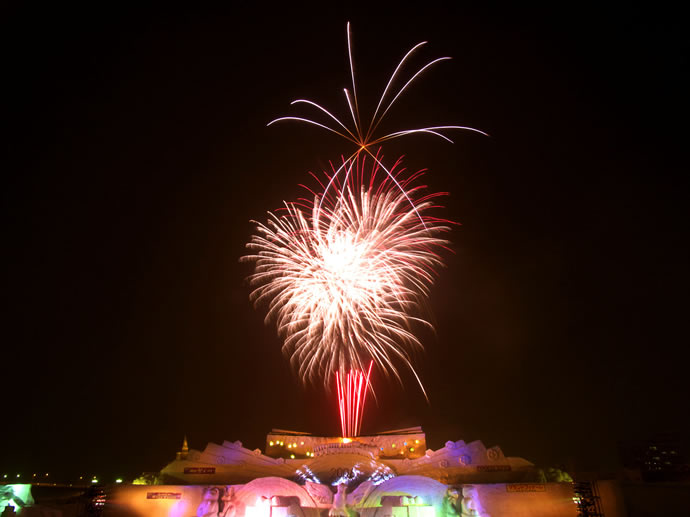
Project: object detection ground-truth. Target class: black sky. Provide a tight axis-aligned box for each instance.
[2,4,688,481]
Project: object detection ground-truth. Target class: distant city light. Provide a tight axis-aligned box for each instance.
[116,478,123,484]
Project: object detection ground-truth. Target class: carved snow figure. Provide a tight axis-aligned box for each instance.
[440,488,460,517]
[305,481,374,516]
[331,483,348,517]
[460,486,484,517]
[219,486,237,517]
[197,486,221,517]
[0,486,28,511]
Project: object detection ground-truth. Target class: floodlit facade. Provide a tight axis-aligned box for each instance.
[103,427,582,517]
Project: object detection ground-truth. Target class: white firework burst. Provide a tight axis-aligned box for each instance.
[242,155,453,393]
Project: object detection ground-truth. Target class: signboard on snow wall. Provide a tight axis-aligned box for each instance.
[506,484,546,492]
[475,465,512,472]
[184,467,216,474]
[147,492,182,499]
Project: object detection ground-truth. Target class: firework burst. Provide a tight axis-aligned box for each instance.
[243,24,484,426]
[269,22,487,218]
[242,154,453,395]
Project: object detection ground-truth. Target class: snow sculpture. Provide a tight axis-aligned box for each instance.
[304,481,374,516]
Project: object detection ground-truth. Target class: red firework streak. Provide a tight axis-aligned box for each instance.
[335,361,373,437]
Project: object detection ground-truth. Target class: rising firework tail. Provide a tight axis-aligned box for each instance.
[335,361,374,438]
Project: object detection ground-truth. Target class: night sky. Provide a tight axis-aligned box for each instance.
[3,4,688,482]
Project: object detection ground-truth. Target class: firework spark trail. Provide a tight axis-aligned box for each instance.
[242,154,454,394]
[267,22,488,209]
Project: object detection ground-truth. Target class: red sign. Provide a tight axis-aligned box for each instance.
[506,484,545,493]
[476,465,512,472]
[184,467,216,474]
[147,492,182,499]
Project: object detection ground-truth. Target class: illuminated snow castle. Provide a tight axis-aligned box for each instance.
[106,427,582,517]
